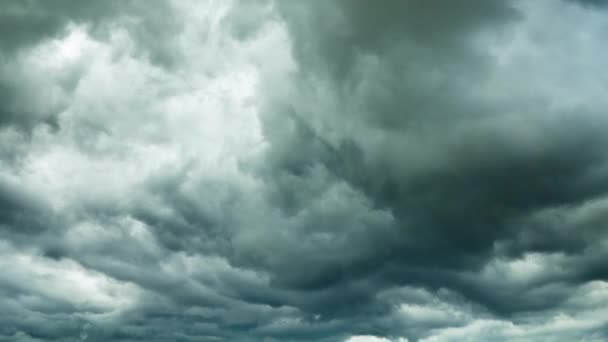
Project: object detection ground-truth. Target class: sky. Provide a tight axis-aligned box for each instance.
[1,0,608,341]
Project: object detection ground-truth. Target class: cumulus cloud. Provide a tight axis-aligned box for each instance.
[1,0,608,341]
[346,336,408,342]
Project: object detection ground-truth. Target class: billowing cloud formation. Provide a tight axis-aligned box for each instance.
[1,0,608,341]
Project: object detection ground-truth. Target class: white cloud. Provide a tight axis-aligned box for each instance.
[345,336,408,342]
[0,241,140,315]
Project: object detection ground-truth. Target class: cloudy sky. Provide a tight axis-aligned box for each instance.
[1,0,608,341]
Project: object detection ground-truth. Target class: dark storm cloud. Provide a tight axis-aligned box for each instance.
[2,0,608,341]
[0,176,57,236]
[261,0,606,268]
[276,0,519,79]
[0,0,178,59]
[0,1,119,54]
[246,0,608,337]
[0,63,61,132]
[0,0,114,131]
[570,0,608,7]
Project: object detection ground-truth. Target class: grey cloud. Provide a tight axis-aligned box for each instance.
[570,0,608,7]
[0,1,119,54]
[2,0,608,341]
[276,0,519,79]
[0,0,180,132]
[244,0,608,336]
[0,0,178,59]
[261,0,608,271]
[0,176,57,238]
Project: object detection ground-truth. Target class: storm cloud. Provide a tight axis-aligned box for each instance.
[1,0,608,341]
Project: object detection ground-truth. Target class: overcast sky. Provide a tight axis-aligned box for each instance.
[1,1,608,341]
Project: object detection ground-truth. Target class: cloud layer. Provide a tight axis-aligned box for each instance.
[1,0,608,341]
